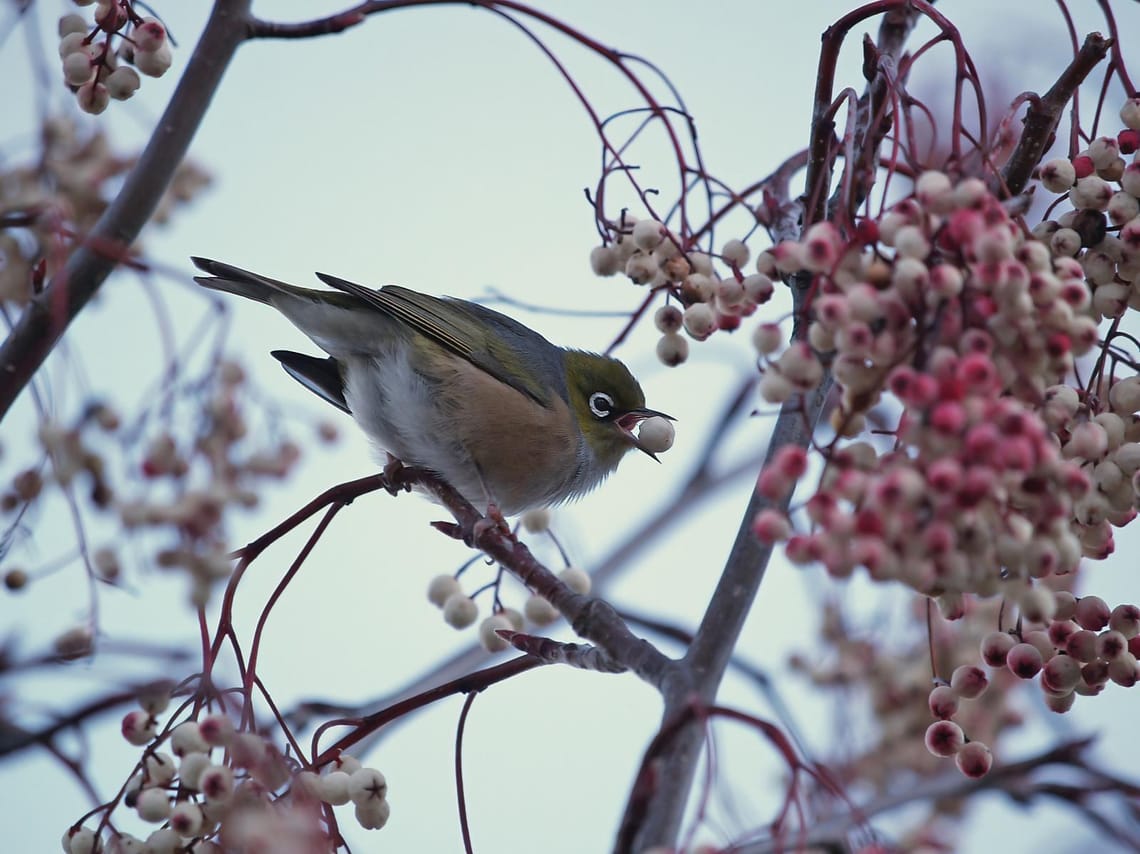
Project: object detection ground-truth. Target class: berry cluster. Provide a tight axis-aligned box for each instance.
[0,117,211,306]
[918,592,1140,778]
[425,507,594,652]
[2,360,324,611]
[980,594,1140,709]
[58,1,172,115]
[584,96,1140,781]
[117,362,308,605]
[747,98,1140,778]
[790,599,1019,788]
[749,175,1117,604]
[589,214,775,368]
[62,689,390,853]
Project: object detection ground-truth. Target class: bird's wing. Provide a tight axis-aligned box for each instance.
[315,273,556,407]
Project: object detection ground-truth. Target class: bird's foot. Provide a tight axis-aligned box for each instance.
[471,502,512,544]
[380,455,410,495]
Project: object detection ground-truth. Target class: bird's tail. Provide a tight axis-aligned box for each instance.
[191,257,298,304]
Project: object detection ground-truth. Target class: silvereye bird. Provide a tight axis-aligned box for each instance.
[191,258,671,515]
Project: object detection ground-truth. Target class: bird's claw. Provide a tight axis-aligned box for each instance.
[471,502,512,544]
[381,455,409,495]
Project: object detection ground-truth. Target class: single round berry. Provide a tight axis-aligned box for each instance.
[955,741,992,778]
[1006,642,1044,679]
[928,685,959,720]
[950,665,988,699]
[980,631,1016,668]
[442,592,478,629]
[924,720,965,757]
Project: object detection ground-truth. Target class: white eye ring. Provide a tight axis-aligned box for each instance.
[589,391,615,419]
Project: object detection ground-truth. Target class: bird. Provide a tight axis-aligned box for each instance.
[191,257,671,516]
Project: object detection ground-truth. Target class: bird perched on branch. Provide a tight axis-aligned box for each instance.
[191,257,672,516]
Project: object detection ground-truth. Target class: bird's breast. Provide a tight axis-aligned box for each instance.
[343,344,586,514]
[441,355,584,512]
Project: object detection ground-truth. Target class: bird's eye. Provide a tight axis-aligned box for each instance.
[589,391,615,419]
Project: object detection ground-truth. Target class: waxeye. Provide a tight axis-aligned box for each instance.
[588,391,615,419]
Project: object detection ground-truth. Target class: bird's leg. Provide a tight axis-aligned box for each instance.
[470,504,512,548]
[471,464,512,541]
[380,453,411,495]
[474,501,510,538]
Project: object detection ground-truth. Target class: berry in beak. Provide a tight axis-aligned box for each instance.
[616,408,675,460]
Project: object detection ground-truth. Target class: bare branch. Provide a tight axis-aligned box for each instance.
[500,632,627,673]
[998,32,1113,197]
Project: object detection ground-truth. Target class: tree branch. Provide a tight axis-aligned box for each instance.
[0,0,252,421]
[998,32,1112,197]
[624,4,931,846]
[627,369,833,852]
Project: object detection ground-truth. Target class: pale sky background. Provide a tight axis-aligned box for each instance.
[2,1,1140,852]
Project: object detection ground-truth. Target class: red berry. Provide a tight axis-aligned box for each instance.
[1071,155,1095,179]
[1118,129,1140,154]
[717,313,741,332]
[854,218,880,245]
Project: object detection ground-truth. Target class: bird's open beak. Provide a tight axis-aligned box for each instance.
[616,408,675,462]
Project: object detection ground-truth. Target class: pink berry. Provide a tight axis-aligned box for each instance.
[1041,654,1081,694]
[1053,591,1078,621]
[981,631,1015,667]
[750,509,790,544]
[1047,619,1078,648]
[928,685,959,720]
[1109,604,1140,639]
[926,459,962,494]
[852,218,879,244]
[784,535,819,566]
[756,467,792,501]
[955,352,997,391]
[198,714,235,746]
[955,741,993,777]
[121,710,156,746]
[1024,630,1056,662]
[805,491,838,525]
[930,401,966,436]
[925,720,966,757]
[1075,596,1110,631]
[1007,642,1044,679]
[133,18,167,52]
[950,665,988,699]
[1097,630,1129,660]
[1081,660,1110,691]
[773,445,808,479]
[1108,653,1140,687]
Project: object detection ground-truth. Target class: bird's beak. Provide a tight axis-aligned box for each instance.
[616,408,675,462]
